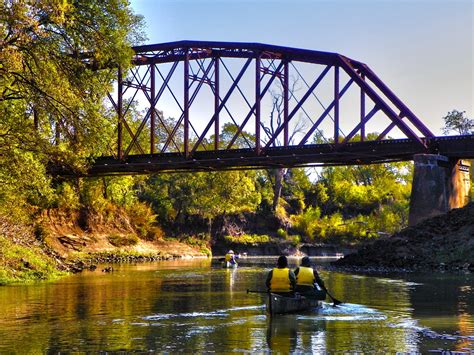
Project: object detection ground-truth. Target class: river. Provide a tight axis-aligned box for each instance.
[0,257,472,353]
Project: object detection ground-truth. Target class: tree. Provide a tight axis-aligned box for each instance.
[263,79,308,212]
[442,110,473,135]
[0,1,145,217]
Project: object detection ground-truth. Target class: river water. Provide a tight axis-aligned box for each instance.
[0,257,472,353]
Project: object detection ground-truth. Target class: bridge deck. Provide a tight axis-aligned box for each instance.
[79,136,473,176]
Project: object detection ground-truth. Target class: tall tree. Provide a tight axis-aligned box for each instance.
[263,79,307,212]
[0,1,145,216]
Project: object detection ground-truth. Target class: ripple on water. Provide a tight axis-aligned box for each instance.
[143,304,264,322]
[298,303,387,322]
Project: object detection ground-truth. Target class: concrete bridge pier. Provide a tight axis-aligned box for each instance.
[408,154,471,226]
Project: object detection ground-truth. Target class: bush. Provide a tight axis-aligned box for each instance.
[107,234,139,247]
[276,228,287,239]
[142,226,166,242]
[290,206,321,239]
[224,234,271,245]
[126,202,158,239]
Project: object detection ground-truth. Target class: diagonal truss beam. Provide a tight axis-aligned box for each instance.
[107,41,436,166]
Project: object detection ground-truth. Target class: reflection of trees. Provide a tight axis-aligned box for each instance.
[323,272,416,352]
[0,269,164,352]
[266,315,298,353]
[410,276,473,351]
[3,262,471,352]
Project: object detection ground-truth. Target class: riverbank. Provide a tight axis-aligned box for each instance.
[0,209,207,284]
[334,202,474,272]
[3,202,473,285]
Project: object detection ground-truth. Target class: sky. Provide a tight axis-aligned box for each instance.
[129,0,473,136]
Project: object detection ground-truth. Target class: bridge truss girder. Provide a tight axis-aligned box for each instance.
[107,41,434,160]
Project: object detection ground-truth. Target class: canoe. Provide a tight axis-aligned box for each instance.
[222,261,238,268]
[266,293,321,315]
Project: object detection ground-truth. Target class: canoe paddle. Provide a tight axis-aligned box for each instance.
[321,285,342,306]
[247,289,268,294]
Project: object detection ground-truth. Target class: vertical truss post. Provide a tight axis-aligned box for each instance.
[334,66,340,144]
[184,53,190,157]
[214,58,220,150]
[150,64,155,154]
[255,55,261,155]
[360,73,365,142]
[283,60,289,146]
[117,66,123,159]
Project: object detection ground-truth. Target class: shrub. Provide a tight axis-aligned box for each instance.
[224,234,271,245]
[142,226,166,242]
[290,206,321,239]
[276,228,287,239]
[107,234,139,247]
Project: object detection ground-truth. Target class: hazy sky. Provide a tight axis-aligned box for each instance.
[129,0,473,136]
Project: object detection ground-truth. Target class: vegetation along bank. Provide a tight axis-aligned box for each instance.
[1,2,473,284]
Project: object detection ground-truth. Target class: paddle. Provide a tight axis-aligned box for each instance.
[247,289,268,294]
[321,285,342,306]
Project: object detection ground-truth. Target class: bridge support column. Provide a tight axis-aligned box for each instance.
[408,154,471,226]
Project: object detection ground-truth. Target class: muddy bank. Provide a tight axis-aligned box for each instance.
[335,202,474,272]
[0,208,208,284]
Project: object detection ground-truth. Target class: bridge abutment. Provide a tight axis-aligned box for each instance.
[408,154,471,226]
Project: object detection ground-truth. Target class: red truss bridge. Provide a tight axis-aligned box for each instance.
[90,40,473,175]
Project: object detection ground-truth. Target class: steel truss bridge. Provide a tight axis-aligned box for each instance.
[91,41,473,175]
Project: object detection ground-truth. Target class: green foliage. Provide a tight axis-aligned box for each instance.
[139,170,261,224]
[287,234,301,246]
[0,235,65,284]
[224,234,271,245]
[276,228,287,239]
[290,206,321,239]
[126,202,160,240]
[0,0,144,221]
[179,234,211,256]
[55,181,80,210]
[107,234,139,247]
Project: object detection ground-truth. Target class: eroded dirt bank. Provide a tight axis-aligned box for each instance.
[334,203,474,272]
[0,208,207,283]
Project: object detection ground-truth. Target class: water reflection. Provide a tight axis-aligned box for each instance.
[0,259,472,353]
[266,315,298,353]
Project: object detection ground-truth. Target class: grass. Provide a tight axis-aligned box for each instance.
[0,236,65,285]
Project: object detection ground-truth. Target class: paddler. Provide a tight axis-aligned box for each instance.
[225,250,237,265]
[265,255,296,296]
[294,256,326,300]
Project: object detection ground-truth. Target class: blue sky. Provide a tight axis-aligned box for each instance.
[129,0,473,136]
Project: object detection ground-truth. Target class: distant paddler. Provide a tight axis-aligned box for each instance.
[223,250,238,268]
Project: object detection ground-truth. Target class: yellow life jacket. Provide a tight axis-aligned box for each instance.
[296,266,315,286]
[225,253,233,262]
[270,268,291,292]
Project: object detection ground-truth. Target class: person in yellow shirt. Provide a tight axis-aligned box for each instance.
[294,256,326,300]
[265,255,296,296]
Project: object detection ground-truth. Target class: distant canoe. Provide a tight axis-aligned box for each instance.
[222,261,238,268]
[266,293,321,315]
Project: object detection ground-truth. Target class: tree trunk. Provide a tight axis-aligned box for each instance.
[272,168,286,211]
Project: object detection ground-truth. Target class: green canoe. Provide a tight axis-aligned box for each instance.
[266,293,321,315]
